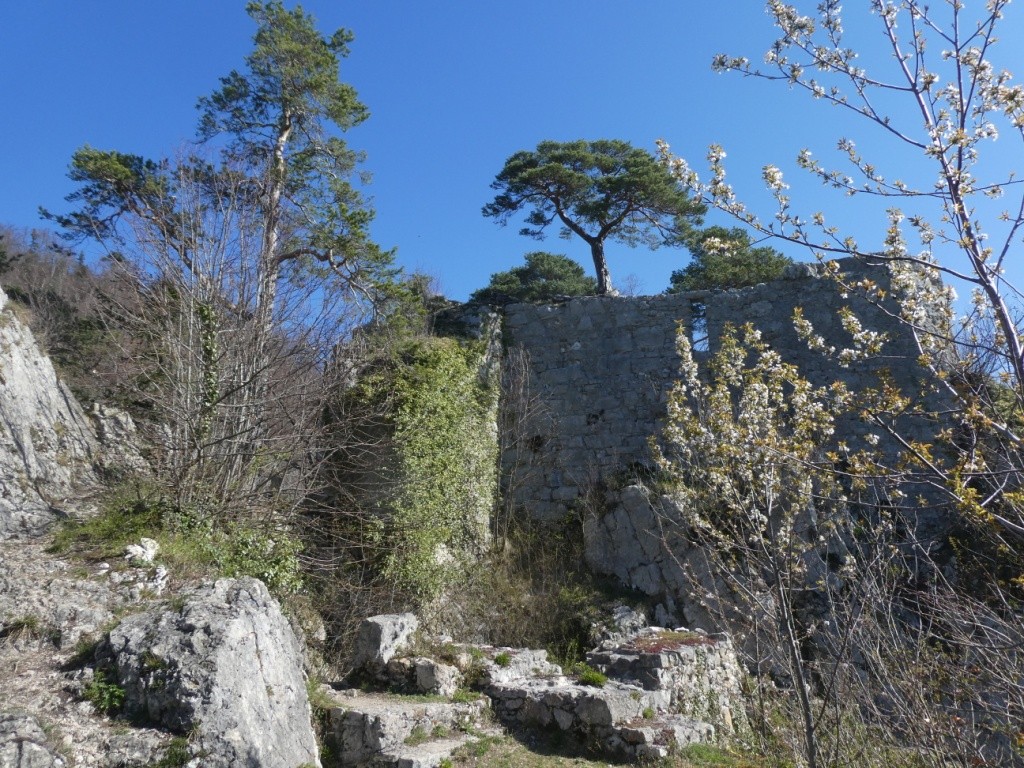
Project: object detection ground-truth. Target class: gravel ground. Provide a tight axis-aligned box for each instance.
[0,536,175,767]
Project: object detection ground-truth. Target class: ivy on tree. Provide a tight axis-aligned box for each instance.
[483,139,705,295]
[40,1,392,513]
[470,251,597,305]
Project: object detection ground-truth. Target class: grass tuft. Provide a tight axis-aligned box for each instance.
[571,662,607,688]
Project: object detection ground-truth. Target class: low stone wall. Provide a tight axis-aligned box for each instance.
[587,626,749,739]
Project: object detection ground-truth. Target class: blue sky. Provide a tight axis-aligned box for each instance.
[2,2,1022,300]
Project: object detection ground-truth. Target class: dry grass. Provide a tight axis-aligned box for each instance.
[448,733,763,767]
[623,630,718,653]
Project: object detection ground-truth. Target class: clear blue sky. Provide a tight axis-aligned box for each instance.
[2,2,1022,300]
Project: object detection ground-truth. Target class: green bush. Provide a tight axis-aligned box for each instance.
[470,251,597,305]
[450,688,483,704]
[83,670,125,715]
[425,515,636,670]
[50,484,169,560]
[152,737,191,768]
[202,522,304,595]
[667,226,792,293]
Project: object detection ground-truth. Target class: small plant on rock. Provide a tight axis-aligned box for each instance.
[83,670,125,716]
[451,688,482,704]
[306,675,336,760]
[0,614,58,645]
[493,651,511,668]
[141,650,167,671]
[404,726,429,746]
[151,737,191,768]
[572,662,607,688]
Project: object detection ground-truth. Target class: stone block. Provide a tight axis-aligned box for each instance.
[414,658,462,697]
[0,712,67,767]
[352,612,419,670]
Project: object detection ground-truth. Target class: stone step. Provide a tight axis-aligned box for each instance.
[378,732,489,768]
[322,688,490,766]
[482,658,723,761]
[487,676,669,731]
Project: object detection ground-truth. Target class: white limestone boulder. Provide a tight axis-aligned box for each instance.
[351,612,419,672]
[98,577,319,767]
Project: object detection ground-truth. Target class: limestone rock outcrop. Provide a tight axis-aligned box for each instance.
[97,577,320,768]
[88,403,148,477]
[0,713,67,768]
[0,539,177,767]
[0,287,99,539]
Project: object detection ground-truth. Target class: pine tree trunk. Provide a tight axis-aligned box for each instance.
[589,239,614,296]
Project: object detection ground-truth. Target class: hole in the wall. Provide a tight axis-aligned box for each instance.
[825,551,847,570]
[689,300,709,353]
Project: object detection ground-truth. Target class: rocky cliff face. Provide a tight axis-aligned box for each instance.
[0,286,100,539]
[0,284,320,767]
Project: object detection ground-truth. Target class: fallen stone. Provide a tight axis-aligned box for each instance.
[414,658,462,697]
[123,537,159,565]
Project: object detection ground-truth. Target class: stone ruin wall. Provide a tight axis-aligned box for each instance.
[500,258,946,524]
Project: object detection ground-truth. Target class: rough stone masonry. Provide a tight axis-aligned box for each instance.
[500,258,949,525]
